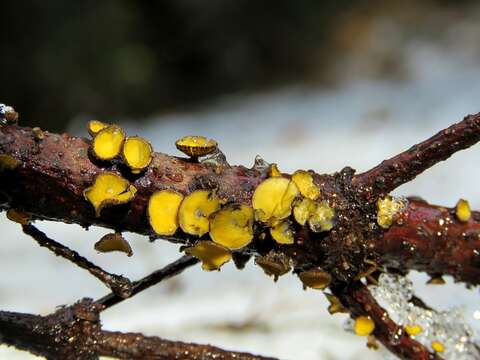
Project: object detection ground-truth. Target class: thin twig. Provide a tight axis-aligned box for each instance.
[97,255,199,310]
[22,224,133,298]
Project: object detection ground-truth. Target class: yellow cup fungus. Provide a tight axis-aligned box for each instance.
[291,170,320,200]
[309,201,335,232]
[87,120,108,136]
[0,154,20,171]
[455,198,471,223]
[252,177,299,223]
[377,195,407,229]
[298,268,332,290]
[92,125,125,161]
[209,204,254,250]
[83,172,137,217]
[431,341,445,353]
[122,136,153,174]
[94,232,133,257]
[6,209,31,225]
[175,135,218,158]
[270,220,295,245]
[323,293,347,314]
[405,324,422,336]
[354,316,375,336]
[148,190,184,236]
[178,190,221,236]
[293,198,317,226]
[184,240,232,271]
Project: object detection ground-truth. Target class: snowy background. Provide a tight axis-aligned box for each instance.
[2,16,480,360]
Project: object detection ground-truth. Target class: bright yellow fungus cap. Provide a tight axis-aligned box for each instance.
[293,198,316,226]
[175,135,218,157]
[309,201,335,232]
[405,324,422,336]
[122,136,153,173]
[298,268,331,290]
[291,170,320,200]
[178,190,221,236]
[185,240,232,271]
[0,154,21,171]
[354,316,375,336]
[6,209,31,225]
[148,190,184,236]
[83,172,137,217]
[87,120,108,136]
[377,195,407,229]
[270,220,295,245]
[209,204,254,250]
[269,163,282,177]
[94,232,133,257]
[252,177,299,223]
[456,198,471,223]
[431,341,445,353]
[92,125,125,160]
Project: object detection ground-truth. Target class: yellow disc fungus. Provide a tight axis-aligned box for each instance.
[0,154,20,171]
[175,135,218,158]
[6,209,31,225]
[252,177,299,223]
[405,324,422,336]
[178,190,221,236]
[323,293,347,314]
[148,190,184,236]
[354,316,375,336]
[269,163,282,177]
[431,341,445,353]
[94,232,133,257]
[209,204,254,250]
[291,170,320,200]
[122,136,153,173]
[377,195,407,229]
[298,268,331,290]
[270,220,295,245]
[92,125,125,161]
[87,120,108,136]
[184,240,232,271]
[83,172,137,217]
[456,198,471,223]
[309,201,335,232]
[293,198,316,226]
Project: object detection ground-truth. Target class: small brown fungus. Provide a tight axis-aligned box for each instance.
[209,204,254,250]
[323,293,347,314]
[291,170,320,200]
[175,135,218,158]
[426,275,446,285]
[184,240,232,271]
[83,172,137,217]
[252,177,299,223]
[122,136,153,174]
[32,127,44,140]
[308,201,335,232]
[4,106,19,124]
[298,268,331,290]
[148,190,184,236]
[6,209,31,225]
[455,198,471,223]
[270,220,295,245]
[255,252,291,281]
[94,232,133,257]
[0,154,21,171]
[92,125,125,161]
[178,190,221,236]
[87,120,108,136]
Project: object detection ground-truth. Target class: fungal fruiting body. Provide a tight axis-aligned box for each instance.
[92,125,125,160]
[178,190,221,236]
[308,201,335,232]
[83,172,137,216]
[455,199,471,222]
[94,232,133,257]
[184,240,232,271]
[354,316,375,336]
[209,204,254,249]
[255,252,291,281]
[175,135,218,158]
[0,154,20,171]
[270,220,295,244]
[148,190,184,236]
[252,177,299,223]
[87,120,108,136]
[293,198,316,226]
[405,324,422,336]
[268,163,282,177]
[298,268,332,290]
[376,195,407,229]
[6,209,31,225]
[431,341,445,353]
[324,293,347,314]
[1,105,19,124]
[291,170,320,200]
[122,136,153,173]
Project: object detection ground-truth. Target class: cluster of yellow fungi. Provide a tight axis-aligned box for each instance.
[376,195,407,229]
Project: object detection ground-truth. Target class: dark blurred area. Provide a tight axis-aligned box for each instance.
[0,0,476,131]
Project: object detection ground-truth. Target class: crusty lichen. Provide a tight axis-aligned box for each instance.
[209,204,254,250]
[178,190,221,236]
[148,190,184,236]
[184,240,232,271]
